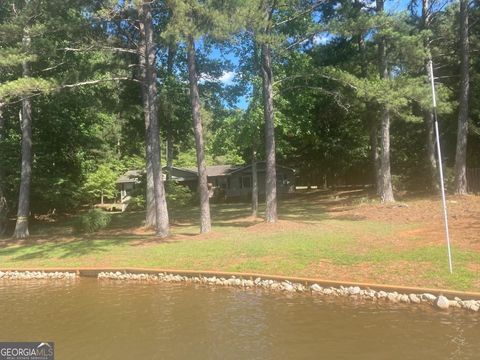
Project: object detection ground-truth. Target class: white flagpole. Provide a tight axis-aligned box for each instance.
[428,59,453,274]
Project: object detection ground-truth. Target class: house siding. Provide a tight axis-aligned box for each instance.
[223,168,294,198]
[118,163,295,202]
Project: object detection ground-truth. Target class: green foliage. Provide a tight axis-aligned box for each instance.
[0,77,56,100]
[74,208,111,233]
[128,194,146,211]
[82,165,119,204]
[0,0,478,222]
[165,181,194,207]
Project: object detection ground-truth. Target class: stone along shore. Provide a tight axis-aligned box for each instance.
[0,270,76,280]
[97,271,480,313]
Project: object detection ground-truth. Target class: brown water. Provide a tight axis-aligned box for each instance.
[0,279,479,359]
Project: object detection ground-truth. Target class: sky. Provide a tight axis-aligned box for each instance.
[205,0,413,111]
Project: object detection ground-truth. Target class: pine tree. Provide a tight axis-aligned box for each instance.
[138,0,170,237]
[14,15,34,239]
[164,0,244,233]
[454,0,470,195]
[186,34,212,233]
[260,22,278,222]
[421,0,440,192]
[0,103,7,236]
[376,0,394,202]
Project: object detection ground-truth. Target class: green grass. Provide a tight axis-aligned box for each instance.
[0,192,479,292]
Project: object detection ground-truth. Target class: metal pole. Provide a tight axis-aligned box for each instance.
[428,59,453,274]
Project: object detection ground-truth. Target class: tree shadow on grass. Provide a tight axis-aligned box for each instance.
[0,190,378,259]
[0,236,137,262]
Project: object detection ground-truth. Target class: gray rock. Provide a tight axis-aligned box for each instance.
[400,294,410,303]
[282,282,295,292]
[408,294,421,304]
[387,293,398,303]
[448,300,461,308]
[270,283,280,290]
[296,284,306,292]
[421,293,437,302]
[349,286,361,296]
[244,280,254,287]
[323,289,333,295]
[310,284,322,292]
[435,295,450,310]
[377,291,387,299]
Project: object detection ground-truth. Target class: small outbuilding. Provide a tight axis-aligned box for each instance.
[117,169,143,200]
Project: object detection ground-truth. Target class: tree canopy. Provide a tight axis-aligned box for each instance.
[0,0,478,237]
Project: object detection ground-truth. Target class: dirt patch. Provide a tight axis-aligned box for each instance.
[329,195,480,251]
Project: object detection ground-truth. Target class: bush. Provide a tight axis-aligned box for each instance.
[74,208,111,233]
[127,194,146,211]
[165,181,194,207]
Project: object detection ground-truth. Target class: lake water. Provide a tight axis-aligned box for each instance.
[0,278,479,359]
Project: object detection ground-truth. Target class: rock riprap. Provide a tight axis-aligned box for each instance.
[97,271,480,313]
[0,270,76,280]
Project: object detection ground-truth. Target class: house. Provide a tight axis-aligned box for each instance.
[116,162,295,200]
[117,169,143,200]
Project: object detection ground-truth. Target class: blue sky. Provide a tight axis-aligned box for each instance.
[206,0,412,110]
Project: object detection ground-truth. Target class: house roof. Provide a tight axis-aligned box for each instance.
[116,170,143,184]
[118,163,295,184]
[184,165,241,177]
[166,166,197,175]
[228,162,296,175]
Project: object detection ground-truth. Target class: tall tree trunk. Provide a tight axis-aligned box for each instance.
[356,5,381,193]
[379,108,394,202]
[138,22,156,228]
[454,0,470,195]
[424,110,439,190]
[166,129,173,179]
[145,154,156,227]
[0,103,7,236]
[139,2,169,237]
[261,42,278,223]
[361,38,380,192]
[14,29,33,239]
[422,0,439,192]
[166,45,176,180]
[186,34,211,234]
[376,0,394,203]
[251,148,258,217]
[369,120,381,193]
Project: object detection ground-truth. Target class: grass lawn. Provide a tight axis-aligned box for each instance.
[0,189,479,292]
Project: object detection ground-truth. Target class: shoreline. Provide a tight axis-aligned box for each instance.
[1,267,479,313]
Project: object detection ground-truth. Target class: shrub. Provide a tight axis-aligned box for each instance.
[74,208,111,233]
[128,194,146,211]
[165,181,194,207]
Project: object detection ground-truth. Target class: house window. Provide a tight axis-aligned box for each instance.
[241,176,251,189]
